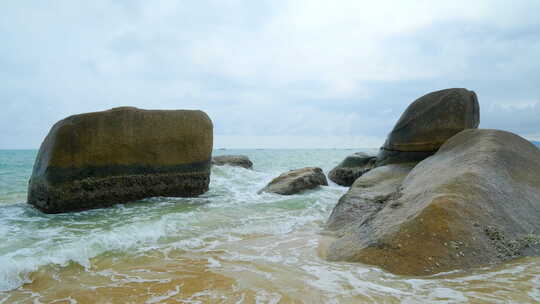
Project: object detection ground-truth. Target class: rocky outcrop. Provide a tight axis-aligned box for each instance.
[27,107,213,213]
[322,129,540,275]
[258,167,328,195]
[328,152,376,186]
[325,163,416,233]
[377,88,479,166]
[212,155,253,169]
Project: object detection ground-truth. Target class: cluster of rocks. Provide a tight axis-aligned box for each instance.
[213,157,329,195]
[26,87,540,276]
[320,88,540,275]
[326,88,480,187]
[26,104,327,214]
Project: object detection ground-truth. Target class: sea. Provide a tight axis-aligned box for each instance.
[1,149,539,303]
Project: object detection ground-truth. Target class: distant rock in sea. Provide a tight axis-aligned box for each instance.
[27,107,213,213]
[212,155,253,169]
[376,88,479,166]
[322,129,540,275]
[328,152,376,186]
[259,167,328,195]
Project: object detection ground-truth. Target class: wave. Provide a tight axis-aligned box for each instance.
[0,161,346,292]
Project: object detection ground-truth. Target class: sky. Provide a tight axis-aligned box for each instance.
[1,0,539,149]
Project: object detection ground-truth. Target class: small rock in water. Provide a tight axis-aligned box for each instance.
[258,167,328,195]
[212,155,253,169]
[328,152,376,186]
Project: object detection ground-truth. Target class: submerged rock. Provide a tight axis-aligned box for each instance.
[322,129,540,275]
[259,167,328,195]
[27,107,213,213]
[212,155,253,169]
[328,152,376,186]
[377,88,479,166]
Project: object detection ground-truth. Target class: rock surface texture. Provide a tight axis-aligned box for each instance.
[322,129,540,275]
[326,163,416,233]
[27,107,213,213]
[259,167,328,195]
[328,152,376,186]
[377,88,480,166]
[212,155,253,169]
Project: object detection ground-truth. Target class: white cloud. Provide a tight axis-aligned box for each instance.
[1,1,539,148]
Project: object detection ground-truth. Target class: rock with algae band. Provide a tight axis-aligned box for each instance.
[27,107,213,213]
[376,88,480,166]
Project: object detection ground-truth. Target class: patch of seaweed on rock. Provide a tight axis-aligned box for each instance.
[485,226,540,258]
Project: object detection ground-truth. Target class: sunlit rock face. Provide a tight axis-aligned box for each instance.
[376,88,479,166]
[323,129,540,275]
[27,107,213,213]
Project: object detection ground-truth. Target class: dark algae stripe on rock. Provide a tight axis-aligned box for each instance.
[376,88,479,166]
[27,107,213,213]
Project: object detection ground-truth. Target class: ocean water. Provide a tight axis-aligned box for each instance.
[0,149,539,304]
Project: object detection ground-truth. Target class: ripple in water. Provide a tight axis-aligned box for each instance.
[0,149,539,303]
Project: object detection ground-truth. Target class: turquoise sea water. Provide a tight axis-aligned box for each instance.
[1,149,539,303]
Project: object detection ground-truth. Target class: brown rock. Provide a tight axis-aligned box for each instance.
[377,88,479,166]
[27,107,213,213]
[258,167,328,195]
[328,152,376,186]
[323,129,540,275]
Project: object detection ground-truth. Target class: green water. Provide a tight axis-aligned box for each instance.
[1,149,539,303]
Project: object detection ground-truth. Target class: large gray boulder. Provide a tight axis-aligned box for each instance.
[212,155,253,169]
[27,107,213,213]
[328,152,376,186]
[258,167,328,195]
[377,88,479,166]
[322,129,540,275]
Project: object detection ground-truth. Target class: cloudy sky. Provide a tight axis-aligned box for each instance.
[1,0,539,149]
